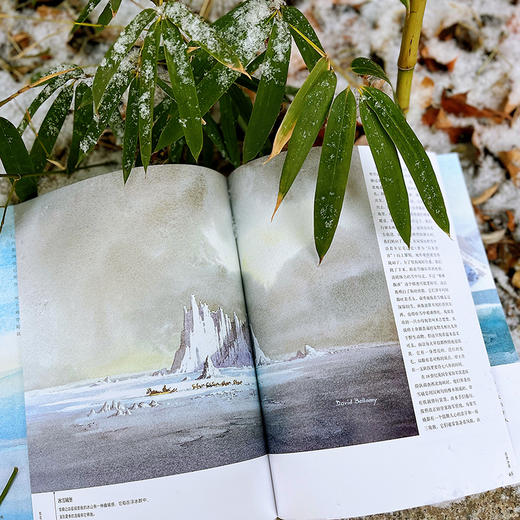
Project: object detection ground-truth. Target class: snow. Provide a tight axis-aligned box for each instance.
[196,355,222,379]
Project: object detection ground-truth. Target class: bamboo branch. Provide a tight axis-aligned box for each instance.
[396,0,427,115]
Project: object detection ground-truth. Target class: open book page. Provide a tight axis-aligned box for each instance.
[228,147,518,520]
[437,153,520,452]
[2,165,275,520]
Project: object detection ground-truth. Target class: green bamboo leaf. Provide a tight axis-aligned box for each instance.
[152,96,176,150]
[282,6,324,71]
[18,67,83,133]
[362,86,450,234]
[314,89,357,262]
[220,93,240,167]
[156,1,271,152]
[351,57,391,86]
[191,0,272,78]
[359,99,411,246]
[156,63,237,151]
[79,51,137,163]
[400,0,410,12]
[67,82,93,173]
[269,56,329,160]
[229,85,252,124]
[96,0,122,30]
[139,20,160,170]
[244,18,291,163]
[0,118,34,201]
[0,468,18,507]
[122,76,139,182]
[30,87,73,174]
[165,2,245,74]
[71,0,103,33]
[274,70,336,216]
[163,19,203,160]
[92,8,155,109]
[203,113,228,161]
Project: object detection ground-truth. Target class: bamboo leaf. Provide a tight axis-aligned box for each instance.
[0,468,18,507]
[269,56,329,160]
[203,113,228,161]
[244,18,291,163]
[156,1,271,152]
[79,51,137,163]
[229,84,252,124]
[30,87,73,174]
[92,8,155,109]
[274,70,336,216]
[399,0,410,12]
[156,63,237,151]
[17,67,83,133]
[0,118,34,201]
[220,93,240,167]
[359,98,411,246]
[282,6,324,71]
[139,20,160,170]
[122,76,139,182]
[163,19,203,160]
[351,57,391,86]
[362,86,450,234]
[96,0,122,30]
[165,2,245,74]
[314,89,357,262]
[67,82,93,173]
[72,0,103,33]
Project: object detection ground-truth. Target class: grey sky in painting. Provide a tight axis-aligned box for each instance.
[16,165,245,390]
[229,147,398,359]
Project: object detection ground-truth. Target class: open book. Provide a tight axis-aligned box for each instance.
[1,147,519,520]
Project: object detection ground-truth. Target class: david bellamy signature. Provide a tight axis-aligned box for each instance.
[335,398,378,406]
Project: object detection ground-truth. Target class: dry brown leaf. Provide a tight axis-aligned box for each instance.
[499,149,520,186]
[506,210,516,233]
[419,76,435,108]
[512,270,520,289]
[441,90,510,123]
[472,183,499,205]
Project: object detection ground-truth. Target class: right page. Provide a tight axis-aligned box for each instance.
[229,146,518,520]
[437,153,520,453]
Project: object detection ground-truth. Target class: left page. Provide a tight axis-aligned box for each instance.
[1,165,276,520]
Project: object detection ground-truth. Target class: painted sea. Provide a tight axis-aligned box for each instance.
[473,289,519,366]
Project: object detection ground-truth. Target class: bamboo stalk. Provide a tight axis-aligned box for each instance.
[396,0,427,115]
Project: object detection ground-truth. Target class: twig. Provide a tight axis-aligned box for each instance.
[0,181,18,235]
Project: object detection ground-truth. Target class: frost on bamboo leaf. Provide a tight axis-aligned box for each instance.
[139,21,160,171]
[314,89,357,263]
[122,76,139,182]
[165,2,245,75]
[362,87,450,235]
[163,19,203,160]
[30,87,73,174]
[359,98,411,246]
[92,8,155,109]
[243,18,291,163]
[67,83,93,174]
[269,56,329,161]
[273,69,337,218]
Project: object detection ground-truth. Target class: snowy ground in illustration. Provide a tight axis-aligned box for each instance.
[257,343,419,454]
[25,366,265,493]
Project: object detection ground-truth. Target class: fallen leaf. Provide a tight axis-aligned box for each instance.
[481,228,506,245]
[499,149,520,186]
[506,210,516,233]
[441,90,510,123]
[472,183,499,205]
[512,270,520,289]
